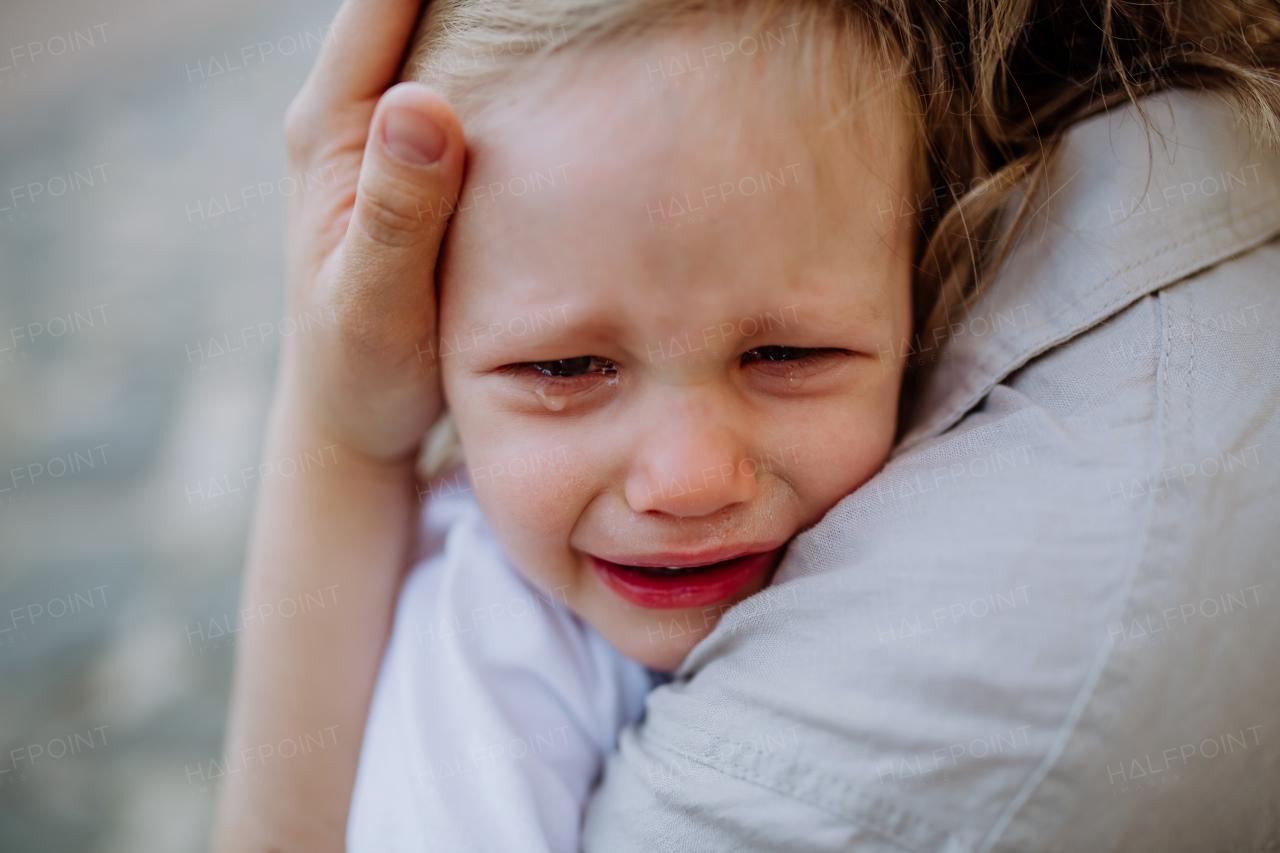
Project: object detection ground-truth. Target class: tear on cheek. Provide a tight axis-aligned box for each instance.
[534,385,567,410]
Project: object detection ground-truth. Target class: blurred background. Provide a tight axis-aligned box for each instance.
[0,0,343,848]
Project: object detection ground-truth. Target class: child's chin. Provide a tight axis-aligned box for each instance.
[608,625,701,673]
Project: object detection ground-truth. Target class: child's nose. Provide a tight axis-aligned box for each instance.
[624,422,757,517]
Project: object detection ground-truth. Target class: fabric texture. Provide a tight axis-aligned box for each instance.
[346,480,652,853]
[581,89,1280,852]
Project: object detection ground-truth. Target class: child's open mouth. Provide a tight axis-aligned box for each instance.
[590,547,784,610]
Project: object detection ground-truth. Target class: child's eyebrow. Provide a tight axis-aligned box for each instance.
[447,304,626,364]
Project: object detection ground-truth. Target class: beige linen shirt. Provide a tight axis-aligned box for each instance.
[582,89,1280,852]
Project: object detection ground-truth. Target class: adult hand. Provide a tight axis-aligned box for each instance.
[281,0,463,462]
[213,2,463,850]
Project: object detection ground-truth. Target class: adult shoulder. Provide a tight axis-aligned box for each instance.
[583,90,1280,853]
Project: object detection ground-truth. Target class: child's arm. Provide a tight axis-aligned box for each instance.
[211,0,465,848]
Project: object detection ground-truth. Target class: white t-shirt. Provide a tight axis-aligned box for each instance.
[347,473,654,853]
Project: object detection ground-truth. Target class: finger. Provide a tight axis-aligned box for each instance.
[307,0,424,111]
[331,82,465,340]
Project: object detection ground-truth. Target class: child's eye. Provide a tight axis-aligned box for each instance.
[740,346,819,364]
[741,346,850,389]
[530,356,616,378]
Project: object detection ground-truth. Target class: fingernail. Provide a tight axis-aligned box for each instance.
[383,107,446,165]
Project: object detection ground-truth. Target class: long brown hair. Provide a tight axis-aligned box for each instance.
[894,0,1280,351]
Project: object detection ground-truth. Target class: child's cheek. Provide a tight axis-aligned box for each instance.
[464,437,591,580]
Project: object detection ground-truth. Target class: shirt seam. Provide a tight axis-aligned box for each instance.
[977,289,1171,850]
[975,198,1272,376]
[642,731,947,853]
[902,198,1280,454]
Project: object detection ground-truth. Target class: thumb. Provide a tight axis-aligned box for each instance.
[335,82,464,323]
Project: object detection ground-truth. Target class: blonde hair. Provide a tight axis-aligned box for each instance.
[407,0,1280,475]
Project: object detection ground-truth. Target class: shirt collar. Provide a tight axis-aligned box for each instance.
[899,89,1280,453]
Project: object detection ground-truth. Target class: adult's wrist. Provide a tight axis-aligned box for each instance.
[266,354,425,477]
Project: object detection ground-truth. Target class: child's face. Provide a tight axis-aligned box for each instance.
[437,37,914,670]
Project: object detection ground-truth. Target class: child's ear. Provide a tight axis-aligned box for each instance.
[418,411,465,481]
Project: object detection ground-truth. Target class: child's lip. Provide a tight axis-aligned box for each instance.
[589,546,784,610]
[591,543,786,569]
